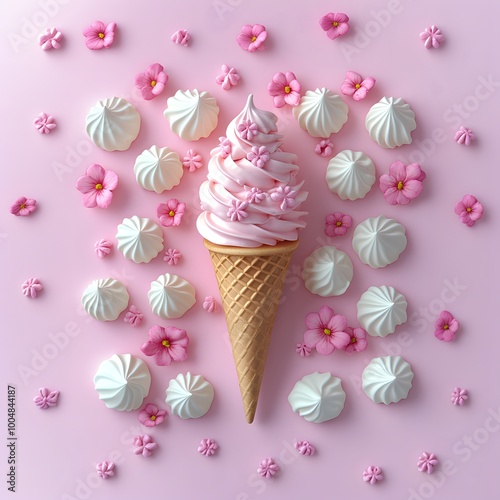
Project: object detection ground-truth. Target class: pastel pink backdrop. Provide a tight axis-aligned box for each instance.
[1,0,499,499]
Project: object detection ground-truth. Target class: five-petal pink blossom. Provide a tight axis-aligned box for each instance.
[303,305,350,355]
[171,29,190,46]
[420,25,444,49]
[315,139,333,157]
[454,195,483,227]
[96,461,115,479]
[141,325,189,366]
[237,24,267,52]
[133,435,157,457]
[295,343,311,357]
[183,149,203,172]
[94,239,112,258]
[363,465,383,484]
[267,72,301,108]
[138,403,167,427]
[454,126,476,146]
[257,458,279,478]
[124,305,143,327]
[434,311,459,342]
[340,71,376,101]
[417,452,439,474]
[38,27,63,50]
[343,327,368,353]
[76,164,118,209]
[157,199,186,227]
[379,161,426,205]
[164,248,182,265]
[198,438,218,456]
[33,388,59,409]
[82,21,116,50]
[294,441,316,456]
[135,63,168,101]
[227,200,249,221]
[247,146,270,168]
[325,212,352,237]
[451,387,468,406]
[216,64,241,90]
[218,137,232,158]
[270,186,297,210]
[22,278,43,298]
[10,196,37,216]
[237,119,259,140]
[245,187,266,204]
[34,112,56,134]
[319,13,350,40]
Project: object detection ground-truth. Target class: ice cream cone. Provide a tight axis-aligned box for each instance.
[203,238,299,423]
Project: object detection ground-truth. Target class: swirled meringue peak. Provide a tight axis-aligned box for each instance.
[86,97,141,151]
[197,94,307,247]
[116,216,164,264]
[365,97,416,148]
[302,246,353,296]
[165,372,214,419]
[326,150,376,201]
[164,89,219,141]
[82,278,129,321]
[352,216,407,268]
[94,354,151,411]
[288,372,346,423]
[293,88,348,137]
[134,146,183,193]
[362,355,414,404]
[357,285,408,337]
[148,273,196,319]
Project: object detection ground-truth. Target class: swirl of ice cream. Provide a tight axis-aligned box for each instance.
[197,94,307,247]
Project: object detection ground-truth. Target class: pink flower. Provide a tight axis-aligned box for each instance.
[420,25,444,49]
[82,21,116,50]
[203,296,218,313]
[319,13,350,40]
[304,305,350,355]
[140,325,189,366]
[135,63,168,101]
[296,343,311,357]
[133,435,157,457]
[198,438,218,456]
[270,186,297,210]
[344,327,367,353]
[363,465,383,484]
[124,305,143,327]
[76,164,118,209]
[38,27,63,50]
[34,112,56,134]
[247,146,270,168]
[434,310,459,342]
[325,212,352,237]
[454,195,483,227]
[417,452,439,474]
[237,119,258,140]
[267,72,301,108]
[10,197,37,216]
[227,200,249,221]
[164,248,182,265]
[454,126,476,146]
[294,441,315,456]
[216,64,240,90]
[22,278,43,298]
[33,388,59,409]
[138,403,167,427]
[183,149,203,172]
[451,387,468,406]
[94,239,112,258]
[237,24,267,52]
[340,71,376,101]
[379,161,426,205]
[157,199,185,227]
[171,29,190,46]
[218,137,232,158]
[245,187,266,204]
[96,461,115,479]
[257,458,279,478]
[315,139,333,157]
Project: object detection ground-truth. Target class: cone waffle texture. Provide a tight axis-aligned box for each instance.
[203,239,299,423]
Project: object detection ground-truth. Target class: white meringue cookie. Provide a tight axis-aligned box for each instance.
[116,216,164,264]
[326,150,376,201]
[164,89,219,141]
[357,285,408,337]
[134,146,183,193]
[293,87,348,137]
[94,354,151,411]
[86,97,141,151]
[362,355,414,404]
[302,246,353,296]
[82,278,129,321]
[149,273,196,319]
[365,97,416,148]
[165,372,214,419]
[288,372,346,423]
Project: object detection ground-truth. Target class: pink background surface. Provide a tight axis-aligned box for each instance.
[1,0,499,499]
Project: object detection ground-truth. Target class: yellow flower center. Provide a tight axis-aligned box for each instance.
[95,183,103,190]
[20,203,26,209]
[151,80,157,87]
[150,415,157,421]
[336,221,342,227]
[169,210,175,217]
[397,181,404,190]
[162,339,170,347]
[251,36,257,42]
[284,86,291,94]
[98,32,105,39]
[355,83,361,89]
[443,324,449,330]
[351,336,357,344]
[333,21,339,27]
[323,328,331,336]
[466,207,472,213]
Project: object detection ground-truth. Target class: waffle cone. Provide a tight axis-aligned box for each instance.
[203,239,299,423]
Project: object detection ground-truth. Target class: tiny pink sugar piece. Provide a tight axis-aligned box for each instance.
[22,278,43,298]
[34,113,56,134]
[451,387,468,406]
[420,25,444,49]
[319,13,350,40]
[38,27,63,50]
[203,296,218,313]
[164,248,182,265]
[171,29,191,46]
[198,438,218,457]
[76,164,118,209]
[133,435,158,457]
[340,71,376,101]
[315,139,333,157]
[216,65,241,91]
[454,126,476,146]
[363,465,383,484]
[94,239,113,258]
[257,458,279,478]
[96,461,115,479]
[325,212,352,237]
[296,343,311,357]
[343,326,367,353]
[237,24,267,52]
[183,149,203,172]
[83,21,116,50]
[138,403,167,427]
[294,441,316,456]
[380,161,426,206]
[267,72,301,108]
[135,63,168,101]
[434,310,459,342]
[33,388,59,409]
[454,194,484,227]
[124,305,144,327]
[157,199,185,227]
[417,452,439,474]
[10,196,37,216]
